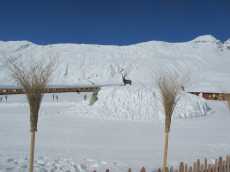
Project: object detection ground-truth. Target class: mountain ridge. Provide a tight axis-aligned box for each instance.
[1,35,230,47]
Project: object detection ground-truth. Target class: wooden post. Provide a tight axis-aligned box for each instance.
[29,131,36,172]
[163,132,169,172]
[158,168,162,172]
[219,157,223,172]
[105,169,110,172]
[227,155,229,172]
[201,164,204,172]
[205,158,207,172]
[215,159,218,172]
[166,167,169,172]
[128,168,131,172]
[208,164,211,172]
[179,162,184,172]
[185,164,187,172]
[189,166,193,172]
[212,164,215,172]
[197,159,200,172]
[193,162,197,172]
[223,160,226,172]
[140,167,146,172]
[170,167,174,172]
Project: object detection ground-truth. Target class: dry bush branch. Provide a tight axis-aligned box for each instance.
[1,51,59,172]
[150,68,195,132]
[150,67,196,172]
[0,52,59,131]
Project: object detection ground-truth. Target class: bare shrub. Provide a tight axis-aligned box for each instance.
[150,68,193,172]
[1,52,59,131]
[153,69,191,132]
[0,51,59,172]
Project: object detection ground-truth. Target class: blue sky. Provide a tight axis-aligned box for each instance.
[0,0,230,46]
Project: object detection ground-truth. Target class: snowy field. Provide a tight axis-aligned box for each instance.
[0,86,230,172]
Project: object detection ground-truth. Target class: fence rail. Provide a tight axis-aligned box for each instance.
[0,86,100,95]
[93,153,230,172]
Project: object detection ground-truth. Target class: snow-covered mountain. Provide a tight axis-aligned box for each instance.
[0,35,230,91]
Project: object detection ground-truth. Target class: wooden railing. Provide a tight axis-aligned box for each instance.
[0,86,100,95]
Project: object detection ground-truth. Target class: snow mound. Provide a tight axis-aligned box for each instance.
[66,86,212,123]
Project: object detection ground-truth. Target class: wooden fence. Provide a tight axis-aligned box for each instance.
[93,153,230,172]
[0,86,100,95]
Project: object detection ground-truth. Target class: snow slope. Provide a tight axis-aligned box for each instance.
[0,35,230,91]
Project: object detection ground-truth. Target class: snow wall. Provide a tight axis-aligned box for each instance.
[68,86,213,123]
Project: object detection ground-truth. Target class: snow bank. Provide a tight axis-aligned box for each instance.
[66,86,212,123]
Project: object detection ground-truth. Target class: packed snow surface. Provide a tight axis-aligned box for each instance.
[0,87,229,172]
